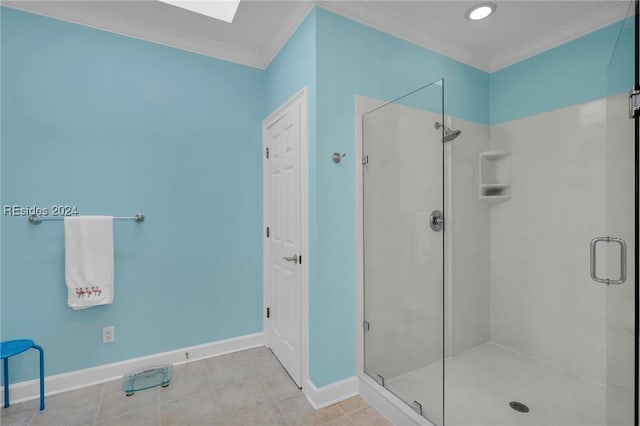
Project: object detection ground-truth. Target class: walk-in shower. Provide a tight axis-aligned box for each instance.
[360,4,637,423]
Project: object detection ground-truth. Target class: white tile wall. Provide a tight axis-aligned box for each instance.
[489,98,609,385]
[446,118,492,357]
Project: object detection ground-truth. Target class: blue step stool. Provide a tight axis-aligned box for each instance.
[1,339,44,410]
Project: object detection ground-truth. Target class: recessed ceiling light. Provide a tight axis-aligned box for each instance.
[158,0,241,24]
[465,2,497,21]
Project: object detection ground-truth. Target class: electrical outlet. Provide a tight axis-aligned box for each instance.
[103,326,115,343]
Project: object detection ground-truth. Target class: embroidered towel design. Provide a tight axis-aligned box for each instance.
[64,216,114,310]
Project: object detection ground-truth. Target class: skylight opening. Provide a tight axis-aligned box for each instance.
[158,0,241,24]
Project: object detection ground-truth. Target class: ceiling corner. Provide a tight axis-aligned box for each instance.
[262,2,315,70]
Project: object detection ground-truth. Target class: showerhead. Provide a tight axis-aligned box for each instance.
[443,129,461,142]
[434,122,462,142]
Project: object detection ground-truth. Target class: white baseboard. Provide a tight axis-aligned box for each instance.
[304,376,359,409]
[358,374,432,426]
[1,332,264,405]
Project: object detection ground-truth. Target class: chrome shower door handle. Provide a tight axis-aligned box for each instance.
[590,237,627,285]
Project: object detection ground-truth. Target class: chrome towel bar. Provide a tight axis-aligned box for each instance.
[28,214,144,225]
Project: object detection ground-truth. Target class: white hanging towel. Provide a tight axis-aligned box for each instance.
[64,216,114,310]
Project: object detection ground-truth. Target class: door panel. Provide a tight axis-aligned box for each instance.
[264,96,303,387]
[362,80,444,425]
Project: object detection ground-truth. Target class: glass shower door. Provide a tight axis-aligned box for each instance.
[362,80,444,425]
[604,2,637,424]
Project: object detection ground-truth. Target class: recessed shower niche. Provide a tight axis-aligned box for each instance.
[479,150,511,202]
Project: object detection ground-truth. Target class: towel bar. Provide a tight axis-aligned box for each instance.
[28,214,144,225]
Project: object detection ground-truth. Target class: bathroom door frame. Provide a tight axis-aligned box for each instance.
[262,87,310,391]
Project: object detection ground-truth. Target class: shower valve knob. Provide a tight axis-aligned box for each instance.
[429,210,444,232]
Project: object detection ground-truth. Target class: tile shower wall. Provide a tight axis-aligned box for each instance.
[1,7,265,383]
[445,118,491,357]
[489,98,608,384]
[486,16,634,385]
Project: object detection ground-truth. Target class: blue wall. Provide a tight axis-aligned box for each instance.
[490,18,635,125]
[266,9,316,114]
[1,7,265,382]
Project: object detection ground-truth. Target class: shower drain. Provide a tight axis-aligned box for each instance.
[509,401,530,413]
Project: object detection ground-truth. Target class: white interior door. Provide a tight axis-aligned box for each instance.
[263,93,304,387]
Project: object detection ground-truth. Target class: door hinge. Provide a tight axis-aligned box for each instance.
[266,307,270,318]
[363,321,370,331]
[362,155,369,165]
[629,87,640,119]
[266,227,270,238]
[266,147,270,159]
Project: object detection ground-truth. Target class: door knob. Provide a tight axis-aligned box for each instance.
[283,255,299,264]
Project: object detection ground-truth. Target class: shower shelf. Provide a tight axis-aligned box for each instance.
[479,150,509,161]
[479,151,511,203]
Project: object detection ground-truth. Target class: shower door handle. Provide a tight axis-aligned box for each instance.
[590,237,627,285]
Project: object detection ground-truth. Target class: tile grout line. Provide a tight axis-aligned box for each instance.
[26,409,37,426]
[92,382,107,426]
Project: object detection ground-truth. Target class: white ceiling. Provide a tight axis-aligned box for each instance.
[4,0,634,72]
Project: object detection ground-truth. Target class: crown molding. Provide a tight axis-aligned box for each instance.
[316,1,631,73]
[3,1,266,69]
[316,1,492,72]
[490,1,631,71]
[3,1,633,73]
[262,2,315,69]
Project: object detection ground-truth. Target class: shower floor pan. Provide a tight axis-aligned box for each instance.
[386,342,604,426]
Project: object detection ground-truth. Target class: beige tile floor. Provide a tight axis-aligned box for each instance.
[0,347,391,426]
